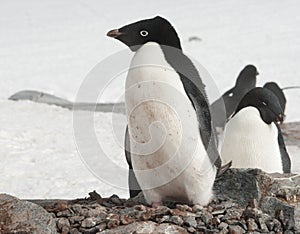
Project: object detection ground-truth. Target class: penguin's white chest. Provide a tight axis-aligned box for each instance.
[221,107,283,173]
[125,42,215,205]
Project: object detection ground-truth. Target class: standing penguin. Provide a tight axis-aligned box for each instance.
[221,87,291,173]
[211,65,259,128]
[107,16,228,206]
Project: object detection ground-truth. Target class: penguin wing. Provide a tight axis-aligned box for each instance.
[124,126,142,197]
[275,123,291,173]
[162,49,222,169]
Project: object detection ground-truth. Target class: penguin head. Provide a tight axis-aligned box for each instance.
[107,16,181,51]
[235,87,284,124]
[263,82,286,112]
[235,65,259,88]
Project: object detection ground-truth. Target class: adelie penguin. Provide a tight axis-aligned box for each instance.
[221,87,291,173]
[211,65,259,128]
[107,16,230,206]
[264,81,300,119]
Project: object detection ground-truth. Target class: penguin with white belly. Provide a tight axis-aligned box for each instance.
[107,16,230,206]
[221,87,291,173]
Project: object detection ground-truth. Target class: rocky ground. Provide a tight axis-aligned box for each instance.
[1,122,300,234]
[1,168,299,234]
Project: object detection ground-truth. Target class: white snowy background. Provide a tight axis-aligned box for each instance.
[0,0,300,199]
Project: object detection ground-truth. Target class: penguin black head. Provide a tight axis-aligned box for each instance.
[107,16,181,51]
[263,82,286,112]
[234,87,284,124]
[235,65,259,88]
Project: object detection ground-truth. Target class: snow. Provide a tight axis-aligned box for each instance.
[0,100,129,199]
[0,0,300,198]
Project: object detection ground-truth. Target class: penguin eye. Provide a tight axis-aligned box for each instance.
[262,101,267,106]
[140,30,149,37]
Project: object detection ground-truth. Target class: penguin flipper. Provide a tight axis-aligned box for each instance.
[275,123,291,173]
[186,82,222,171]
[125,125,142,197]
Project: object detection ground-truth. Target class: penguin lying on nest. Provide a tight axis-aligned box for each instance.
[107,16,231,206]
[211,65,259,129]
[221,87,291,173]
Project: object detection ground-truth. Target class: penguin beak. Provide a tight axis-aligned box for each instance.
[277,113,285,124]
[107,29,124,38]
[256,71,259,76]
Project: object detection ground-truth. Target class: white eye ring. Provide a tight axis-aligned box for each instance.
[140,30,149,37]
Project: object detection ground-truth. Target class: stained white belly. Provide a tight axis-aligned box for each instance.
[221,107,283,173]
[125,42,216,205]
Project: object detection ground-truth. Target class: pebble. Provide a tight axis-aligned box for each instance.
[70,228,81,234]
[81,218,97,228]
[46,186,299,234]
[169,215,184,226]
[247,218,258,231]
[57,217,70,230]
[218,222,229,230]
[198,209,213,224]
[69,215,85,224]
[192,204,203,213]
[61,226,70,234]
[228,225,246,234]
[184,216,197,228]
[176,204,192,212]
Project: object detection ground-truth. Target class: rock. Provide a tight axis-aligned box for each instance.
[169,215,184,226]
[57,217,71,230]
[214,169,262,206]
[99,221,187,234]
[70,228,82,234]
[210,216,221,227]
[81,217,97,228]
[176,204,192,212]
[272,218,282,232]
[186,226,196,233]
[61,225,70,234]
[106,214,120,229]
[192,204,203,213]
[152,205,171,217]
[72,204,84,214]
[56,209,72,217]
[257,214,271,232]
[221,208,243,221]
[120,213,135,225]
[218,222,229,230]
[109,194,123,205]
[228,225,246,234]
[261,196,299,230]
[197,209,214,224]
[183,216,197,228]
[246,218,258,231]
[155,223,188,233]
[8,90,126,113]
[0,194,56,234]
[70,215,85,224]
